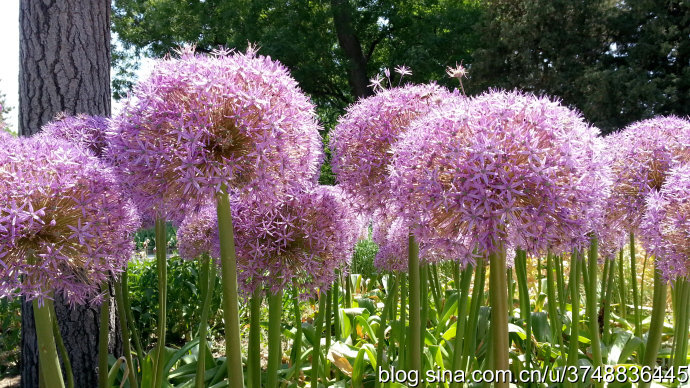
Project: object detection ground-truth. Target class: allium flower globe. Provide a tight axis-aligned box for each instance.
[330,83,458,213]
[0,137,140,305]
[233,186,359,296]
[605,116,690,233]
[390,90,609,255]
[108,46,324,223]
[640,164,690,280]
[177,204,220,261]
[39,113,109,157]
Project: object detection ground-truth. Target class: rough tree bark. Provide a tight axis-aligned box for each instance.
[19,1,116,387]
[330,0,373,99]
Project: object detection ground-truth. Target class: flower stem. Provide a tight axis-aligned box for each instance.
[398,272,407,368]
[248,287,262,388]
[290,288,303,371]
[333,276,341,340]
[407,232,422,373]
[48,300,72,388]
[586,238,603,380]
[566,250,581,387]
[602,257,616,344]
[152,217,168,388]
[630,233,641,339]
[515,249,532,369]
[450,263,474,388]
[617,250,627,320]
[640,265,667,388]
[420,264,429,365]
[114,280,138,388]
[122,269,144,367]
[672,278,690,368]
[98,284,110,388]
[267,289,283,388]
[324,288,332,386]
[311,291,327,387]
[196,254,217,388]
[462,257,485,372]
[216,189,245,388]
[34,298,65,388]
[546,253,565,364]
[376,275,398,388]
[489,243,509,388]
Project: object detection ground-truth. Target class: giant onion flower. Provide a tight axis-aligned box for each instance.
[177,204,220,261]
[108,47,324,223]
[39,113,109,158]
[330,83,458,214]
[0,137,140,305]
[390,90,609,255]
[640,164,690,280]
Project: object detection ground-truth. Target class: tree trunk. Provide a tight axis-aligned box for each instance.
[18,1,115,387]
[330,0,372,99]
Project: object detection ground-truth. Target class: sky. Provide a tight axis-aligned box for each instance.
[0,1,154,134]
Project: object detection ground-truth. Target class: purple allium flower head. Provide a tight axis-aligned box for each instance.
[605,116,690,234]
[639,163,690,280]
[38,113,109,158]
[390,90,609,256]
[108,46,324,224]
[330,83,458,215]
[177,204,220,261]
[233,186,359,296]
[0,137,140,305]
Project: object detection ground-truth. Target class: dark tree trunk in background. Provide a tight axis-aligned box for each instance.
[330,0,373,99]
[19,0,111,137]
[18,1,116,387]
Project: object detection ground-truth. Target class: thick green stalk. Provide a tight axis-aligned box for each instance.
[514,249,532,369]
[617,250,627,320]
[507,267,515,317]
[420,264,429,360]
[601,259,610,309]
[98,284,110,388]
[311,292,327,387]
[567,251,580,364]
[288,288,303,377]
[640,266,667,388]
[399,272,407,369]
[554,255,567,315]
[324,289,332,386]
[602,258,617,344]
[267,290,283,388]
[113,281,137,388]
[407,233,422,373]
[35,299,65,388]
[152,217,168,388]
[489,244,509,388]
[630,233,641,338]
[450,263,474,388]
[197,255,217,388]
[546,253,565,364]
[673,278,690,368]
[216,190,245,388]
[462,258,485,372]
[586,238,603,378]
[122,269,144,365]
[430,264,442,314]
[376,276,398,388]
[345,274,352,308]
[248,288,262,388]
[49,300,73,388]
[333,277,340,340]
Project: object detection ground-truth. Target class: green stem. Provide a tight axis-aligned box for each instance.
[567,250,581,387]
[554,254,567,315]
[430,264,442,315]
[407,233,422,374]
[311,292,327,387]
[398,272,407,369]
[586,238,603,377]
[49,300,73,388]
[673,278,690,368]
[450,263,474,388]
[546,253,565,364]
[617,250,627,320]
[267,289,283,388]
[640,265,667,388]
[114,280,138,388]
[507,267,515,318]
[98,284,110,388]
[35,298,65,388]
[420,264,429,365]
[122,269,144,366]
[216,190,245,388]
[462,257,485,372]
[602,257,616,344]
[196,255,217,388]
[333,276,341,341]
[248,288,262,388]
[630,233,641,339]
[376,275,398,388]
[288,287,303,379]
[152,217,168,388]
[489,243,509,388]
[515,249,532,369]
[345,274,352,308]
[324,288,332,386]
